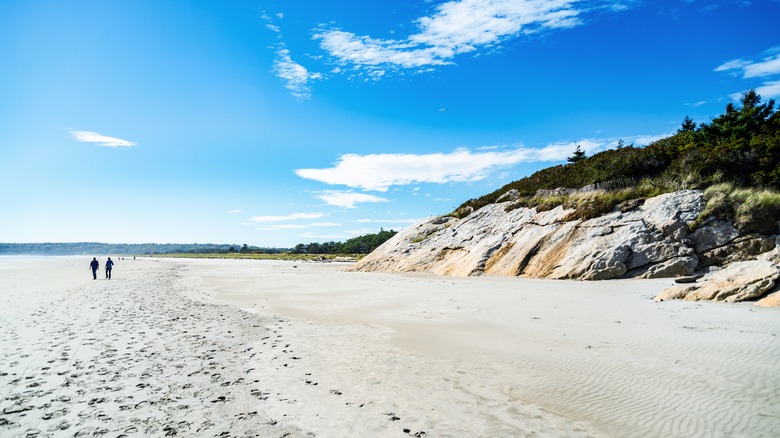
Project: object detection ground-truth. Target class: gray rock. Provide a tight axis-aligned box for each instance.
[656,260,780,303]
[639,256,698,279]
[690,220,739,253]
[496,189,519,203]
[698,235,776,267]
[350,190,776,290]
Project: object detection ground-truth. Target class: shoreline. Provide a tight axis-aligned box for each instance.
[2,257,779,436]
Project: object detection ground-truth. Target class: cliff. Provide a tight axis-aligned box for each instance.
[350,190,780,305]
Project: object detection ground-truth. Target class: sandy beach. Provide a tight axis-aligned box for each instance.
[1,256,779,437]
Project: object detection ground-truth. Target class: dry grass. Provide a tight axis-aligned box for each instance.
[692,183,780,233]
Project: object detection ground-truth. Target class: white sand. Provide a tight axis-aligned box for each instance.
[1,256,779,437]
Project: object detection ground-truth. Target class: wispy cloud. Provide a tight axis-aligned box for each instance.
[296,232,352,240]
[313,0,621,79]
[265,1,631,93]
[227,209,243,213]
[267,224,309,229]
[249,212,324,223]
[355,218,419,224]
[315,190,390,208]
[297,228,383,240]
[70,131,137,148]
[273,49,322,99]
[716,46,780,99]
[716,47,780,78]
[296,134,664,192]
[752,80,780,100]
[263,11,323,98]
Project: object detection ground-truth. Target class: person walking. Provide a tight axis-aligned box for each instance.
[105,257,114,279]
[89,257,99,280]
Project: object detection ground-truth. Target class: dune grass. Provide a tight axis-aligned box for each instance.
[693,183,780,233]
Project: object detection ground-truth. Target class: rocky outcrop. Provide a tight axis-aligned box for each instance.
[351,190,780,304]
[656,260,780,303]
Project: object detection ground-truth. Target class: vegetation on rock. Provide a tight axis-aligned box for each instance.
[455,90,780,223]
[693,183,780,234]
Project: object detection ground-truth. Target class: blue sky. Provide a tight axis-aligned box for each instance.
[1,0,779,247]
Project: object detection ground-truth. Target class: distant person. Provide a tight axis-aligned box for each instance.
[105,257,114,279]
[89,257,99,280]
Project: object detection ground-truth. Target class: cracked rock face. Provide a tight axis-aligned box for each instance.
[351,190,779,304]
[352,191,705,279]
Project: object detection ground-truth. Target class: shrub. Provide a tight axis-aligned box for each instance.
[454,90,779,219]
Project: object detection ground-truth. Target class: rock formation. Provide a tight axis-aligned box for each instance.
[656,260,780,303]
[351,190,780,305]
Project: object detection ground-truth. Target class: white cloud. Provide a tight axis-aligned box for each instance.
[227,209,243,213]
[312,222,342,227]
[714,59,752,76]
[355,218,419,224]
[70,131,137,148]
[755,80,780,99]
[716,49,780,78]
[296,135,668,191]
[315,190,390,208]
[268,224,309,229]
[621,133,669,147]
[716,47,780,100]
[297,232,352,240]
[272,48,321,99]
[314,0,591,76]
[249,212,324,223]
[730,80,780,100]
[297,148,528,191]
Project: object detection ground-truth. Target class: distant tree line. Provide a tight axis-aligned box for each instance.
[0,242,287,256]
[0,229,399,256]
[291,229,397,254]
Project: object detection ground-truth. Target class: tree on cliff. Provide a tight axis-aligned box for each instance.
[567,145,587,163]
[455,90,779,217]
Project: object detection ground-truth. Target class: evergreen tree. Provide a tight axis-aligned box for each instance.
[679,116,697,133]
[567,144,587,163]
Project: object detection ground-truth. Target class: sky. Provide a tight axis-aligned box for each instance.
[1,0,779,248]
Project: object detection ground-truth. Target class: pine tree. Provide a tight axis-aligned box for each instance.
[567,144,586,163]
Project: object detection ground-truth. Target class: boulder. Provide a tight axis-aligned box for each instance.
[756,291,780,307]
[496,189,520,203]
[639,255,698,279]
[655,260,780,303]
[689,219,740,253]
[698,235,775,267]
